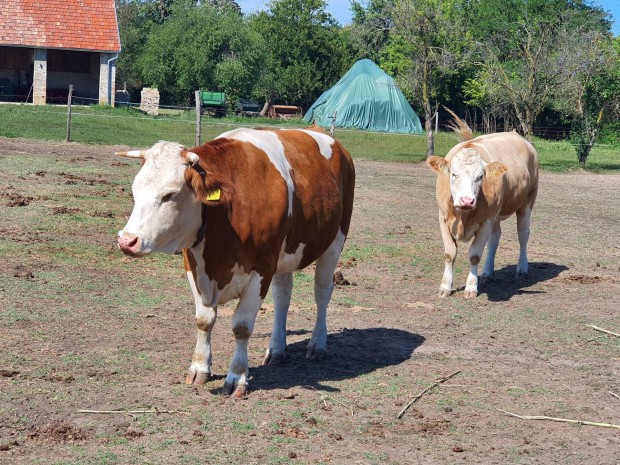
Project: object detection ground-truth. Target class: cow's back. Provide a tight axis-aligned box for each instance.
[192,128,354,297]
[277,128,354,269]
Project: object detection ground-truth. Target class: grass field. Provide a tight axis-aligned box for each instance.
[0,104,618,172]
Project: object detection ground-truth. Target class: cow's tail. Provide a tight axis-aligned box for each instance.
[443,106,473,142]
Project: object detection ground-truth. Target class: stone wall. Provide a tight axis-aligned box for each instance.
[140,88,160,115]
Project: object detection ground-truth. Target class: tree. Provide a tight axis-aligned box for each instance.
[115,0,161,101]
[563,36,620,167]
[350,0,392,63]
[470,0,611,141]
[138,3,266,105]
[383,0,469,156]
[248,0,351,109]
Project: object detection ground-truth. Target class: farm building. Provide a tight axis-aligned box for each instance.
[0,0,121,105]
[304,59,423,134]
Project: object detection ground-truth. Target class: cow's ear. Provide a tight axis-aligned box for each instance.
[427,156,449,175]
[185,167,233,205]
[485,162,508,177]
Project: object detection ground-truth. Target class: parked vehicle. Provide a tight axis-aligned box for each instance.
[197,91,226,117]
[235,99,262,117]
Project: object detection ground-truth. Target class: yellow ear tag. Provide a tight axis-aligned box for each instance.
[205,189,221,202]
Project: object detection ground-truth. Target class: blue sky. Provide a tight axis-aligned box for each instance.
[237,0,620,34]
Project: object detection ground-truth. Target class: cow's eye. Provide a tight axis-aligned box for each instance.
[476,175,483,182]
[451,173,458,179]
[161,192,175,202]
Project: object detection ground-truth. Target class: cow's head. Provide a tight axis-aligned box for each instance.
[427,149,507,211]
[116,141,228,256]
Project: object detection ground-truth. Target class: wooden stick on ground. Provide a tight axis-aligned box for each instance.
[587,324,620,338]
[498,409,620,429]
[304,385,354,415]
[610,391,620,401]
[78,407,189,416]
[397,370,461,419]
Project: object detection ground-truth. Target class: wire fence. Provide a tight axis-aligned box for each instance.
[0,95,617,150]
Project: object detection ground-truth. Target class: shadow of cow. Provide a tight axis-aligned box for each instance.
[210,327,425,394]
[479,261,569,302]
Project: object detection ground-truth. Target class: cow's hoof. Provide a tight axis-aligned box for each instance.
[516,271,528,279]
[439,289,452,298]
[185,371,210,385]
[262,351,287,366]
[306,347,326,360]
[223,381,247,398]
[463,290,478,299]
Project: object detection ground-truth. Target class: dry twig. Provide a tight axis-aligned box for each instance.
[610,391,620,401]
[304,386,354,415]
[587,324,620,338]
[499,409,620,429]
[397,370,461,419]
[78,407,189,417]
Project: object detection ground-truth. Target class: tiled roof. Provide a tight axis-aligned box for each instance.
[0,1,120,52]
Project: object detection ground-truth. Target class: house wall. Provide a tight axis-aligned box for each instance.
[47,53,100,102]
[1,47,117,105]
[33,48,47,105]
[98,52,117,105]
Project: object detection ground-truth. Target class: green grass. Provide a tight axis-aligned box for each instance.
[1,103,618,171]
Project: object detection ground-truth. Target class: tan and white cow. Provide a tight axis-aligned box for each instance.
[427,118,538,298]
[116,127,355,396]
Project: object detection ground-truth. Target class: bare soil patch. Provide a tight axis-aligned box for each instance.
[0,137,619,465]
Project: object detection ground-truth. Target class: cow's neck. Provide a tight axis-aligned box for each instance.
[450,208,476,241]
[191,203,208,248]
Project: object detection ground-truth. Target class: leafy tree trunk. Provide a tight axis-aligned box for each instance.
[422,64,434,157]
[572,109,603,168]
[513,104,534,141]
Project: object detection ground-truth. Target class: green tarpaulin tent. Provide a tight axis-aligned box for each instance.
[304,59,423,134]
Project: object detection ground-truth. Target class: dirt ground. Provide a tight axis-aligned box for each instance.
[0,137,619,465]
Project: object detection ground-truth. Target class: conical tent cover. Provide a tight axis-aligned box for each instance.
[304,59,423,134]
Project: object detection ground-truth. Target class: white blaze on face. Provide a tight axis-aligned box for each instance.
[216,128,295,216]
[449,149,486,210]
[118,141,202,255]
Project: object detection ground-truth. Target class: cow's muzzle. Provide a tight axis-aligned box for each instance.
[118,231,145,257]
[456,196,476,210]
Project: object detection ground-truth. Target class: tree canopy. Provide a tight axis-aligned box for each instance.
[114,0,619,165]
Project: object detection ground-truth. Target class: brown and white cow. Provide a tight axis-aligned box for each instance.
[116,127,355,396]
[427,117,538,298]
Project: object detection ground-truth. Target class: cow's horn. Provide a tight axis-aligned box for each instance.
[115,150,146,159]
[187,152,200,166]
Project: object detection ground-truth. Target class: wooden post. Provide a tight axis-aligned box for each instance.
[195,90,201,147]
[435,111,439,133]
[330,111,337,137]
[66,85,73,142]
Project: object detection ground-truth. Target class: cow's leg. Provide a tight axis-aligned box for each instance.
[480,221,501,284]
[223,272,264,398]
[186,303,217,385]
[184,249,217,385]
[516,205,532,277]
[307,230,346,360]
[438,213,457,297]
[464,221,493,299]
[263,272,293,366]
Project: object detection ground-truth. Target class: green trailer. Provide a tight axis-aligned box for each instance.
[198,90,226,117]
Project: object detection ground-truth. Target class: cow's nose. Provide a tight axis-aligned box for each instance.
[118,233,141,255]
[459,197,476,208]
